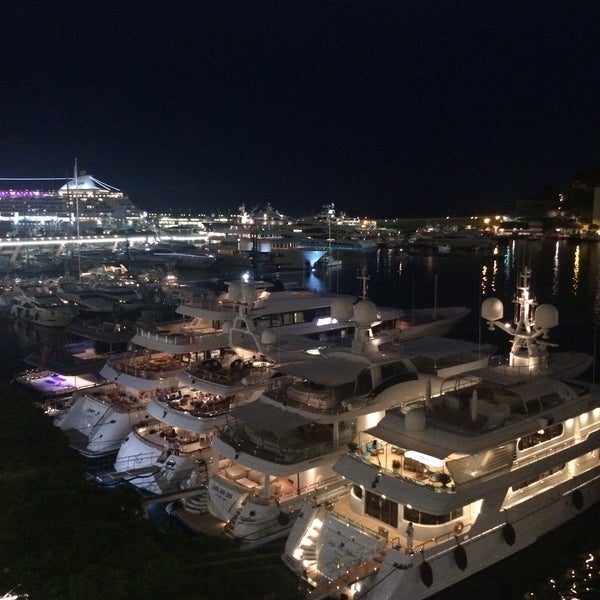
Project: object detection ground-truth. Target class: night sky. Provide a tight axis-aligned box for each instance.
[1,1,599,218]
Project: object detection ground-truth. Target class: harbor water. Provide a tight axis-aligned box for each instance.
[2,237,600,599]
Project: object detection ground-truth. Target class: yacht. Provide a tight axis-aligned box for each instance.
[213,278,470,361]
[174,296,488,547]
[282,269,597,600]
[126,241,217,270]
[10,282,75,327]
[109,281,368,495]
[12,311,134,413]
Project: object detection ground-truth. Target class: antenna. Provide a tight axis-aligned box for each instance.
[357,264,369,300]
[74,158,81,280]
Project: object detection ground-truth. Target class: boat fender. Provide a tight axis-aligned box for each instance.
[453,538,468,571]
[419,559,433,588]
[502,522,516,546]
[454,521,464,535]
[278,511,290,526]
[572,489,584,510]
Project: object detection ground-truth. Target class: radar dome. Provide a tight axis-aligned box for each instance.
[228,283,242,302]
[331,297,354,321]
[242,283,257,304]
[405,407,426,431]
[261,330,277,345]
[534,304,559,329]
[353,299,379,325]
[481,297,503,321]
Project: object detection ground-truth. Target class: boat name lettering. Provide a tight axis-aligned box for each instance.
[210,482,233,499]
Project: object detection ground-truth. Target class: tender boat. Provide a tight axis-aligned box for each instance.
[282,268,597,600]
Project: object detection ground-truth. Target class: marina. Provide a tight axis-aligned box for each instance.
[2,234,600,599]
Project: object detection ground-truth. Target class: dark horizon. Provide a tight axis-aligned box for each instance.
[2,2,599,218]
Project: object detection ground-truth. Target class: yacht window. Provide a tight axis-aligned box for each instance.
[517,423,563,451]
[403,505,463,525]
[355,370,372,395]
[512,464,565,491]
[365,491,398,528]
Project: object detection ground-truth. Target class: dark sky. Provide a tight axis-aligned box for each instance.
[1,1,599,218]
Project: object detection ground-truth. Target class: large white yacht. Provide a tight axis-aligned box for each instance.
[282,268,597,600]
[109,280,372,495]
[10,281,75,327]
[170,292,488,546]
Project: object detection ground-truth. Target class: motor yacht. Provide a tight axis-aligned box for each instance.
[282,268,597,600]
[172,294,488,547]
[10,281,75,327]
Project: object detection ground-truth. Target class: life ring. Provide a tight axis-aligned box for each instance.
[454,521,464,535]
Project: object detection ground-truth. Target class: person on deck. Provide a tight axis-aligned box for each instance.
[406,521,414,554]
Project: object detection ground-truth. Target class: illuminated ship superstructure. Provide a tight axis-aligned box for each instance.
[0,174,144,234]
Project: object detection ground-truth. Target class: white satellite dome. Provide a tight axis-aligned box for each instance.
[228,283,242,302]
[331,297,354,321]
[405,407,426,431]
[353,299,379,325]
[534,304,559,329]
[242,283,257,303]
[481,297,503,321]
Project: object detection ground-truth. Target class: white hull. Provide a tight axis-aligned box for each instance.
[54,393,150,457]
[113,422,214,494]
[368,473,600,599]
[10,303,74,327]
[206,470,348,547]
[285,465,600,600]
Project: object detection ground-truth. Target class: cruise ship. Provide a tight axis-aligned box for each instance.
[282,269,597,599]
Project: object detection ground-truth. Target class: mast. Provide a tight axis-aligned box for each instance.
[357,265,369,300]
[74,158,81,280]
